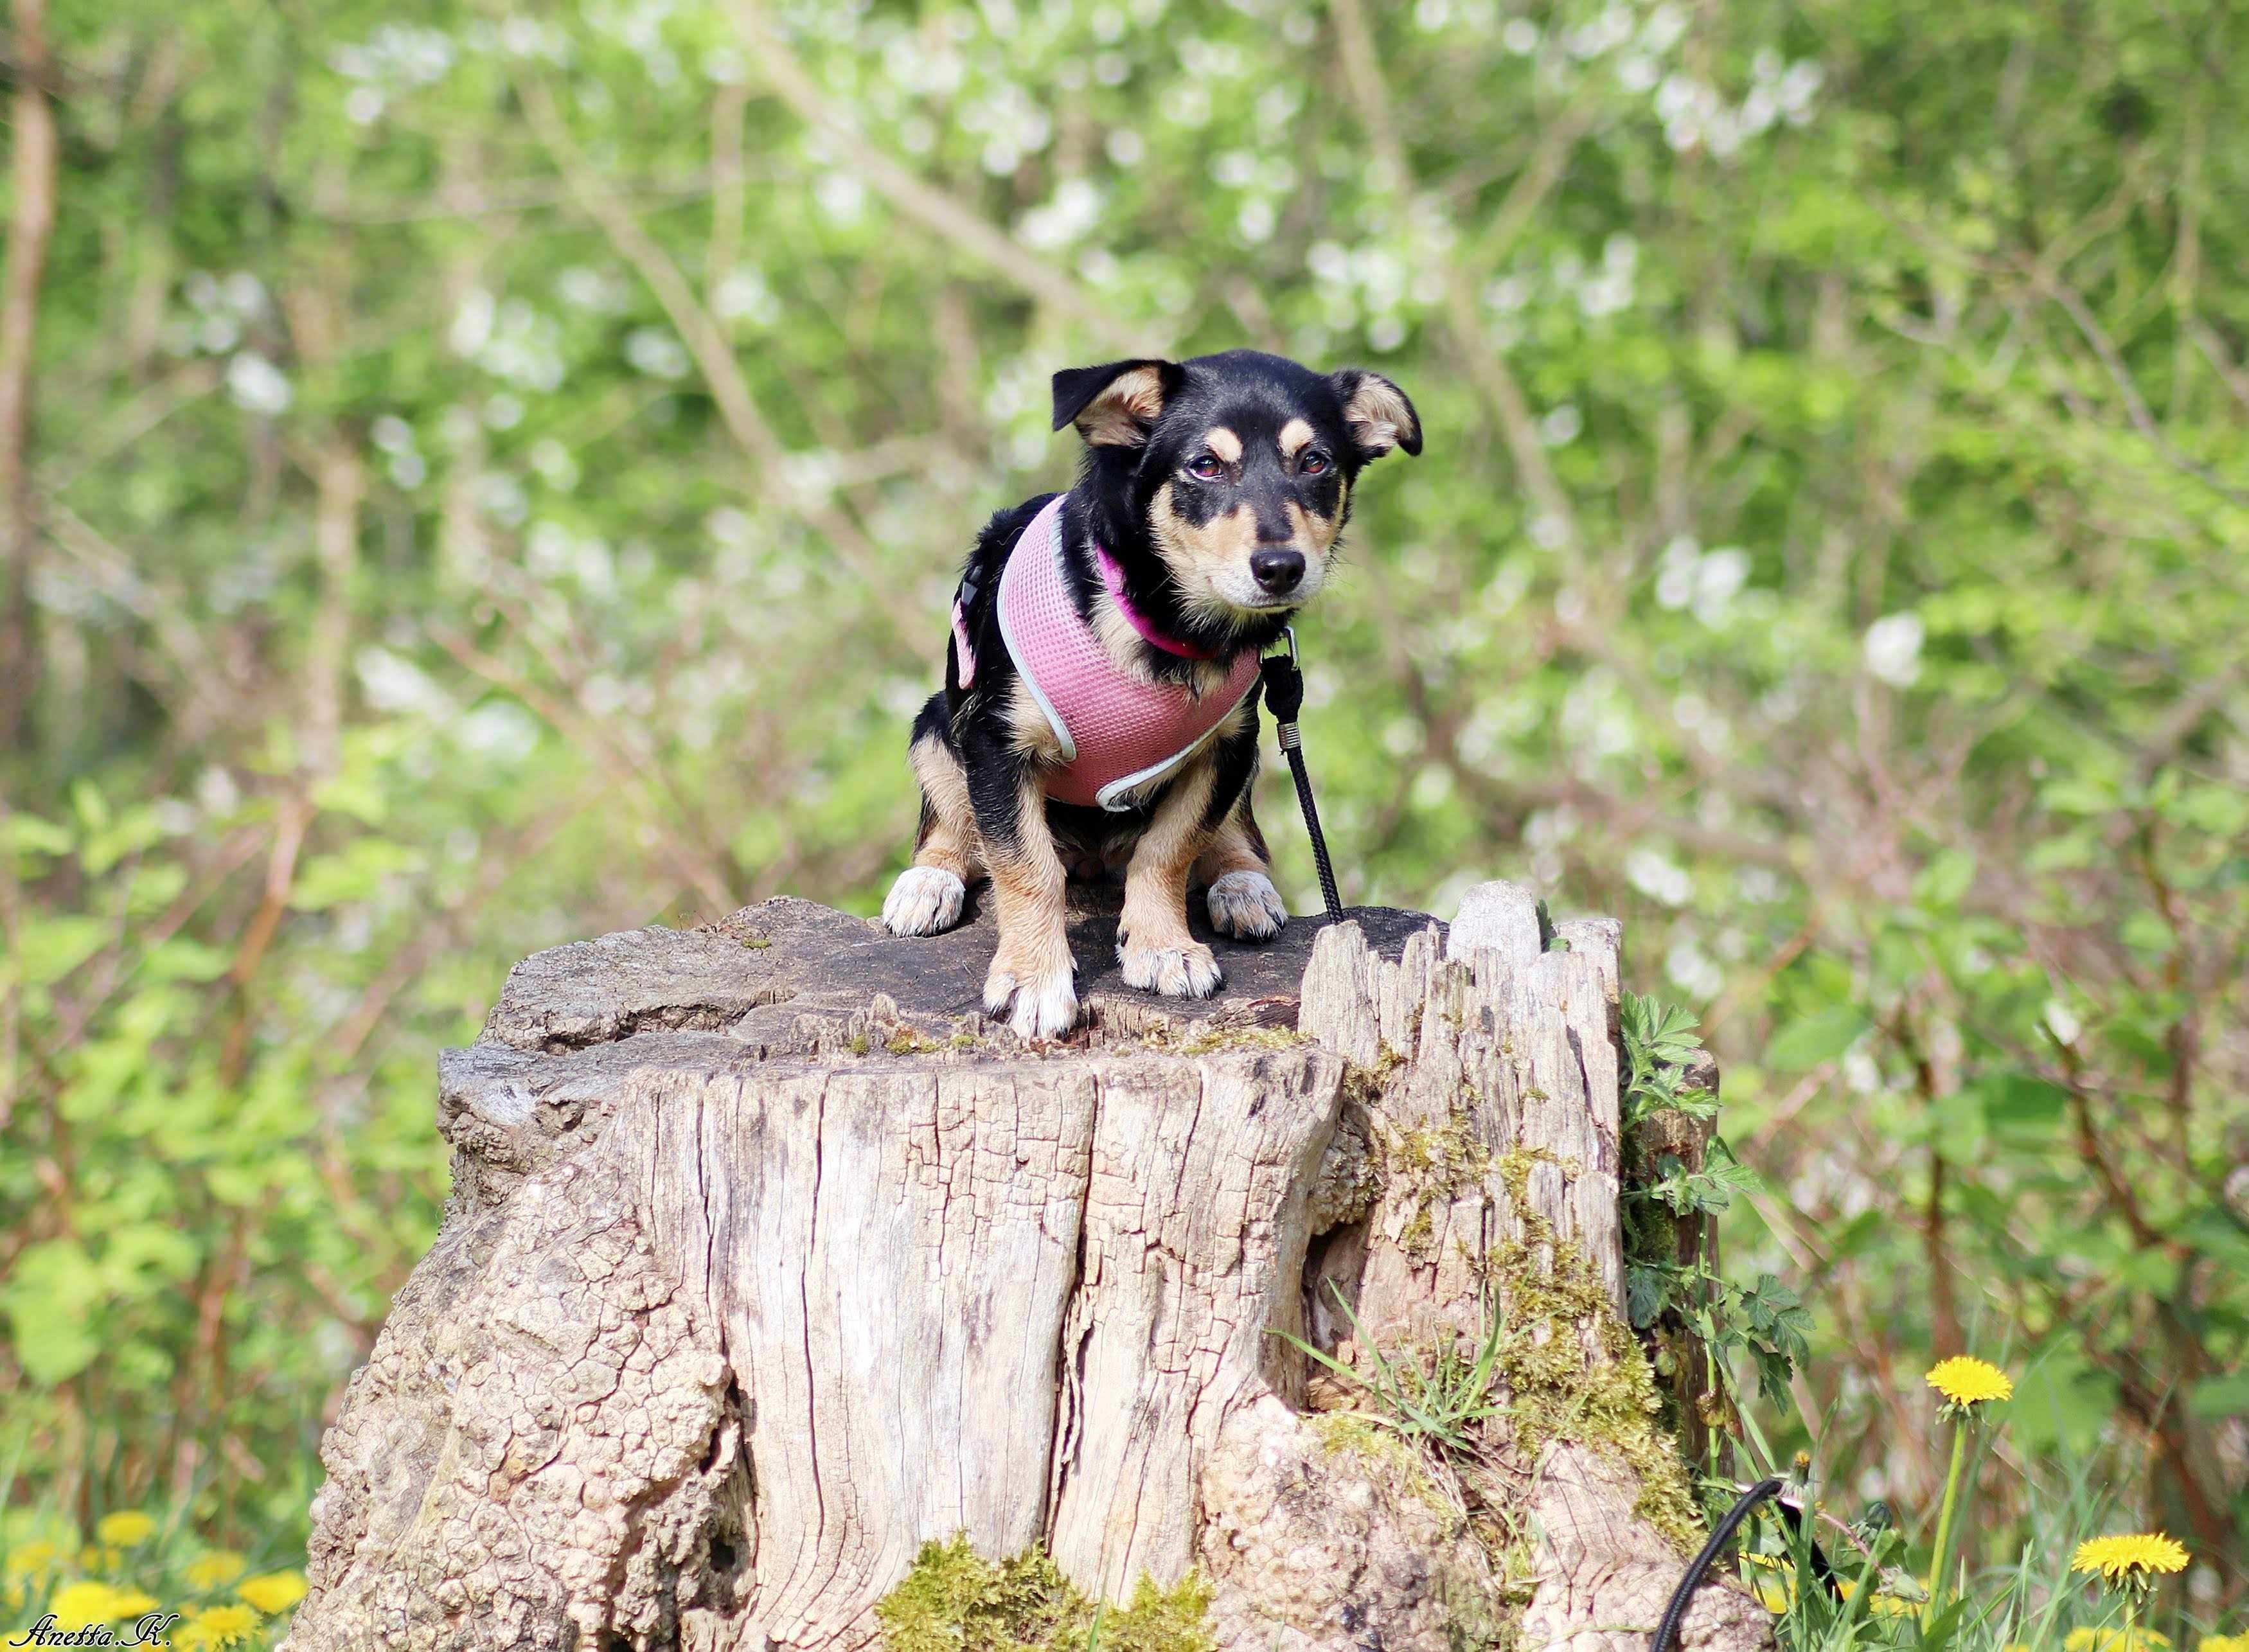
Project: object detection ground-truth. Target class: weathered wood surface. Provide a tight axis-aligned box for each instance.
[285,883,1765,1652]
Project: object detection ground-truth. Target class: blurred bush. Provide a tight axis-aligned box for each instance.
[1,0,2243,1621]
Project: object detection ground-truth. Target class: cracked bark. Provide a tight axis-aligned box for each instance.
[285,884,1765,1652]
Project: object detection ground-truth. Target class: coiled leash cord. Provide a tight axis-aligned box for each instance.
[1259,628,1343,923]
[1652,1478,1842,1652]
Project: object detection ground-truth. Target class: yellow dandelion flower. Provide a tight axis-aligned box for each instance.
[178,1602,262,1648]
[2073,1534,2191,1587]
[236,1569,308,1613]
[95,1511,157,1548]
[1742,1550,1798,1612]
[4,1539,62,1579]
[184,1550,247,1590]
[1926,1356,2014,1408]
[107,1587,161,1619]
[2197,1637,2249,1652]
[49,1579,126,1622]
[2065,1629,2173,1652]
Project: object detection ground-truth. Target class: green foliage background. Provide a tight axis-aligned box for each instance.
[3,0,2245,1625]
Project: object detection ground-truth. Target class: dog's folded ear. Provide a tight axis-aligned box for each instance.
[1052,359,1181,447]
[1329,369,1423,459]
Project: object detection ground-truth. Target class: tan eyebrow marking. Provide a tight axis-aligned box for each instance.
[1204,426,1243,464]
[1278,418,1315,457]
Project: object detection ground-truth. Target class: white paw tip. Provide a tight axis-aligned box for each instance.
[1121,944,1225,999]
[1207,870,1287,941]
[1004,970,1079,1040]
[882,867,967,937]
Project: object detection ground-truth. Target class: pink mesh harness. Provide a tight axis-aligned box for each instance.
[954,495,1259,812]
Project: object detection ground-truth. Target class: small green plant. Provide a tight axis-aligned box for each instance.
[1620,990,1718,1129]
[1618,988,1814,1490]
[1268,1281,1513,1458]
[1925,1358,2015,1613]
[1637,1136,1758,1220]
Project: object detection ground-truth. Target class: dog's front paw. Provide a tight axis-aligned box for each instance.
[984,965,1080,1040]
[1119,936,1225,999]
[882,866,966,936]
[1206,870,1288,941]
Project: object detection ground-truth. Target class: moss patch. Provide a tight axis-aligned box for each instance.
[1484,1151,1703,1550]
[1341,1050,1404,1104]
[1310,1412,1462,1531]
[1373,1091,1492,1261]
[1173,1024,1308,1057]
[876,1534,1216,1652]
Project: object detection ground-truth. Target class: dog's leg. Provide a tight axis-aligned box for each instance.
[1195,790,1288,941]
[973,770,1078,1038]
[959,686,1076,1036]
[1117,755,1225,999]
[882,698,981,936]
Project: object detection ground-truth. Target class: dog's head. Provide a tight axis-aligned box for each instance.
[1052,349,1420,637]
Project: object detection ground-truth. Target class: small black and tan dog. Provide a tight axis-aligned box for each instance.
[880,349,1420,1037]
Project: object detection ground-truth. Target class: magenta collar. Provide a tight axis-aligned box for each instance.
[1093,545,1220,661]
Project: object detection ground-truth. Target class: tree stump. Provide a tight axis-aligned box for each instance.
[285,884,1768,1652]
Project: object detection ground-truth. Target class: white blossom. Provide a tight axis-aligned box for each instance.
[226,351,292,415]
[1628,848,1696,907]
[1863,612,1925,686]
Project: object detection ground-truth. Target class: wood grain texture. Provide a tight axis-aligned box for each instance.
[613,1062,1101,1649]
[1046,1047,1342,1597]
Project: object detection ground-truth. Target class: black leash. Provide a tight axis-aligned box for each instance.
[1259,627,1343,923]
[1652,1478,1842,1652]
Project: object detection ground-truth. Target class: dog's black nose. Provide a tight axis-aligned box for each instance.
[1250,549,1306,594]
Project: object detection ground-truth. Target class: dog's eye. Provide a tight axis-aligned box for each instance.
[1186,452,1225,481]
[1300,450,1331,476]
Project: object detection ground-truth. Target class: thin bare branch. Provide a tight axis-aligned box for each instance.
[725,0,1135,350]
[513,65,927,646]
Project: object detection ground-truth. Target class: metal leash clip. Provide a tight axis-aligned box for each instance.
[1259,626,1343,923]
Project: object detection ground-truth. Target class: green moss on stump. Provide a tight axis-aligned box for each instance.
[1309,1412,1462,1531]
[1485,1151,1703,1550]
[1173,1024,1308,1057]
[876,1534,1216,1652]
[1364,1071,1493,1261]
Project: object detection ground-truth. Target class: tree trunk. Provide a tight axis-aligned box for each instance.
[285,884,1767,1652]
